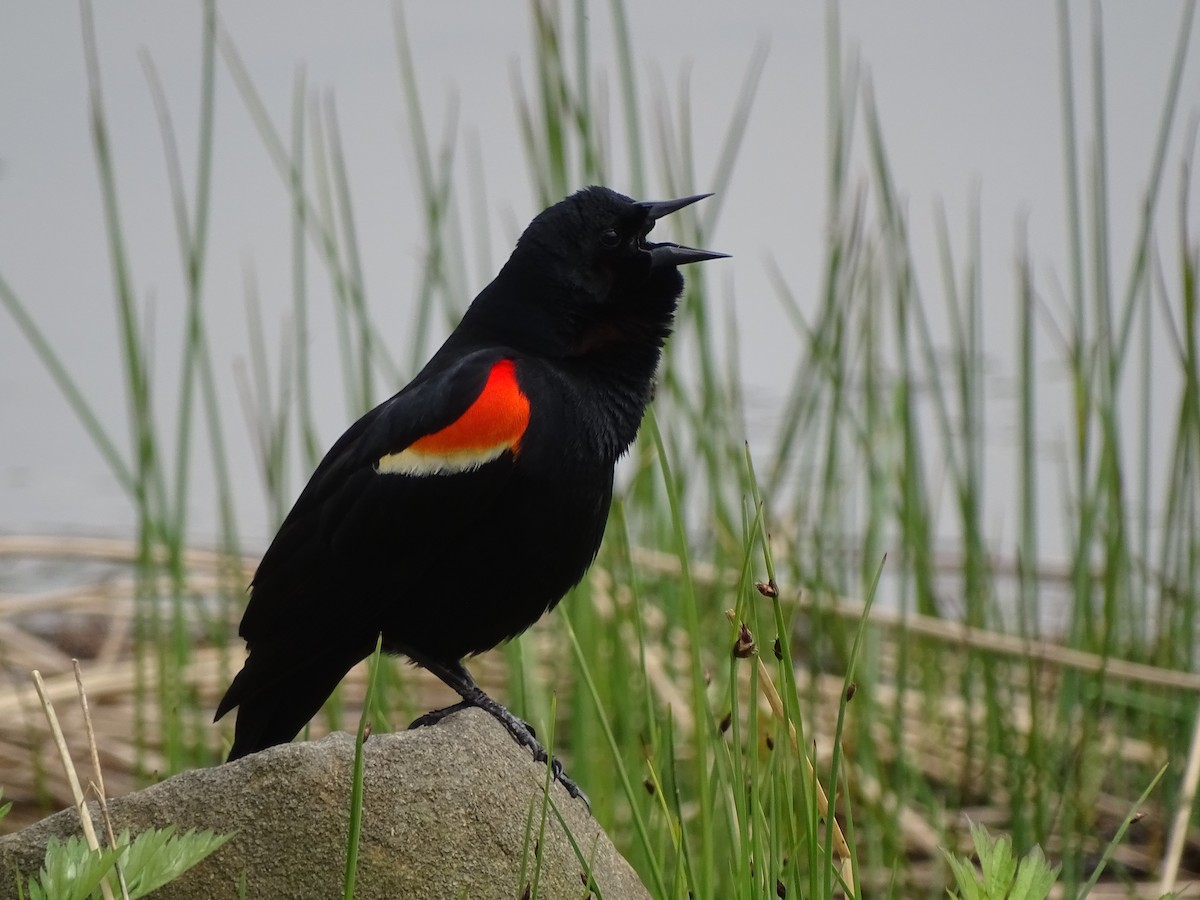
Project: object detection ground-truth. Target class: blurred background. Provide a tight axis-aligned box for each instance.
[2,3,1199,897]
[1,3,1194,548]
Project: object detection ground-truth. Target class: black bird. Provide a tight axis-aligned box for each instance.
[215,186,726,798]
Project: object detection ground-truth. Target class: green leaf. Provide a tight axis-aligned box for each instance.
[27,835,124,900]
[972,822,1016,898]
[1009,844,1059,900]
[119,826,232,899]
[941,847,983,900]
[943,823,1059,900]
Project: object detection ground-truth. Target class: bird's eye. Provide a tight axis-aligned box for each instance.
[599,228,621,248]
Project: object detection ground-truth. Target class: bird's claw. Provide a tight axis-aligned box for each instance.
[548,759,591,808]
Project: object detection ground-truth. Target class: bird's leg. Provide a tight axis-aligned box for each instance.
[409,659,589,808]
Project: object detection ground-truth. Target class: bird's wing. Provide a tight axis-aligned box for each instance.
[236,347,529,645]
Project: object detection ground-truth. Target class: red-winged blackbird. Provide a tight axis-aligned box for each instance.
[215,186,726,799]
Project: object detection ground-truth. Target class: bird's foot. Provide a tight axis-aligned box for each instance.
[408,700,474,730]
[408,702,589,808]
[408,701,539,738]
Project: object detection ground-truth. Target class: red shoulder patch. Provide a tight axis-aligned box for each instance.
[377,359,530,476]
[410,359,529,455]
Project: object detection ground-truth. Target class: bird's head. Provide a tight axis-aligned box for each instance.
[462,187,727,357]
[515,185,726,300]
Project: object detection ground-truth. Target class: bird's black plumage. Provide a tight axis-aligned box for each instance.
[215,186,726,796]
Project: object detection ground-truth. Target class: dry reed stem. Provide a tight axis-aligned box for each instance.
[75,659,130,899]
[0,534,255,573]
[631,546,1200,692]
[1158,693,1200,895]
[32,669,116,900]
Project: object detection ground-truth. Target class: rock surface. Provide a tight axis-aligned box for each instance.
[0,708,649,900]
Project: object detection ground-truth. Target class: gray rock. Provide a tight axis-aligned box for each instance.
[0,708,650,900]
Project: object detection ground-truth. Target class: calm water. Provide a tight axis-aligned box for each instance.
[1,3,1195,570]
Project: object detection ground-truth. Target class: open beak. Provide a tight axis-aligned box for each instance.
[636,193,730,268]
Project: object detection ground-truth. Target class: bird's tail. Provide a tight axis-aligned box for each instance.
[216,642,369,761]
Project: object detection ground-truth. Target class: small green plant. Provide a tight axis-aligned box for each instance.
[20,836,123,900]
[942,822,1059,900]
[19,827,231,900]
